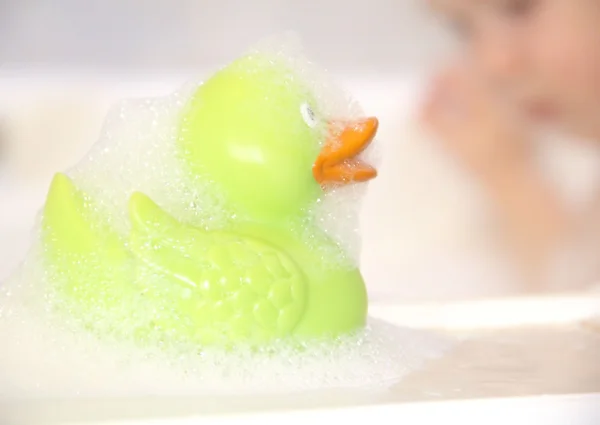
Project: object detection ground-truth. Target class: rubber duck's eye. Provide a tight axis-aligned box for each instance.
[300,103,317,128]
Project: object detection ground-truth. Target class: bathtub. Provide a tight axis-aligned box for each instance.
[1,71,600,425]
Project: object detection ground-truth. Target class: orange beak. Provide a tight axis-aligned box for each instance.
[312,117,378,186]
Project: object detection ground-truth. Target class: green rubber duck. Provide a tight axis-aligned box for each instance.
[40,53,379,347]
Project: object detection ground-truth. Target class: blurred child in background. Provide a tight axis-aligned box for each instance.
[421,0,600,291]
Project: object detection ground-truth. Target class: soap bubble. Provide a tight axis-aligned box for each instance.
[0,266,452,398]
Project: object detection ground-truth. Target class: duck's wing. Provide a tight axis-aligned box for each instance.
[128,192,307,345]
[42,173,131,303]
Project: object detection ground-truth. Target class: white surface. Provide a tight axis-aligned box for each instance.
[369,294,600,330]
[74,394,600,425]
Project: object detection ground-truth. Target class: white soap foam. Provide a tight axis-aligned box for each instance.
[0,34,451,398]
[0,263,452,398]
[67,86,229,237]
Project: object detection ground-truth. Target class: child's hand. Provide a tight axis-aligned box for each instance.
[420,63,574,289]
[420,63,532,183]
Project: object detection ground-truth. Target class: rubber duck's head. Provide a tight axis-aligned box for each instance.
[179,54,378,222]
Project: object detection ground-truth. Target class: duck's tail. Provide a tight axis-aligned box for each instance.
[41,173,131,304]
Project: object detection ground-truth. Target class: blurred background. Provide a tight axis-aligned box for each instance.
[0,0,448,73]
[1,0,599,302]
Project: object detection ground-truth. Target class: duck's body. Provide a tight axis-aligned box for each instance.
[40,52,377,347]
[43,174,366,345]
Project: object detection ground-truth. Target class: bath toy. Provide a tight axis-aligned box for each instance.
[40,53,378,347]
